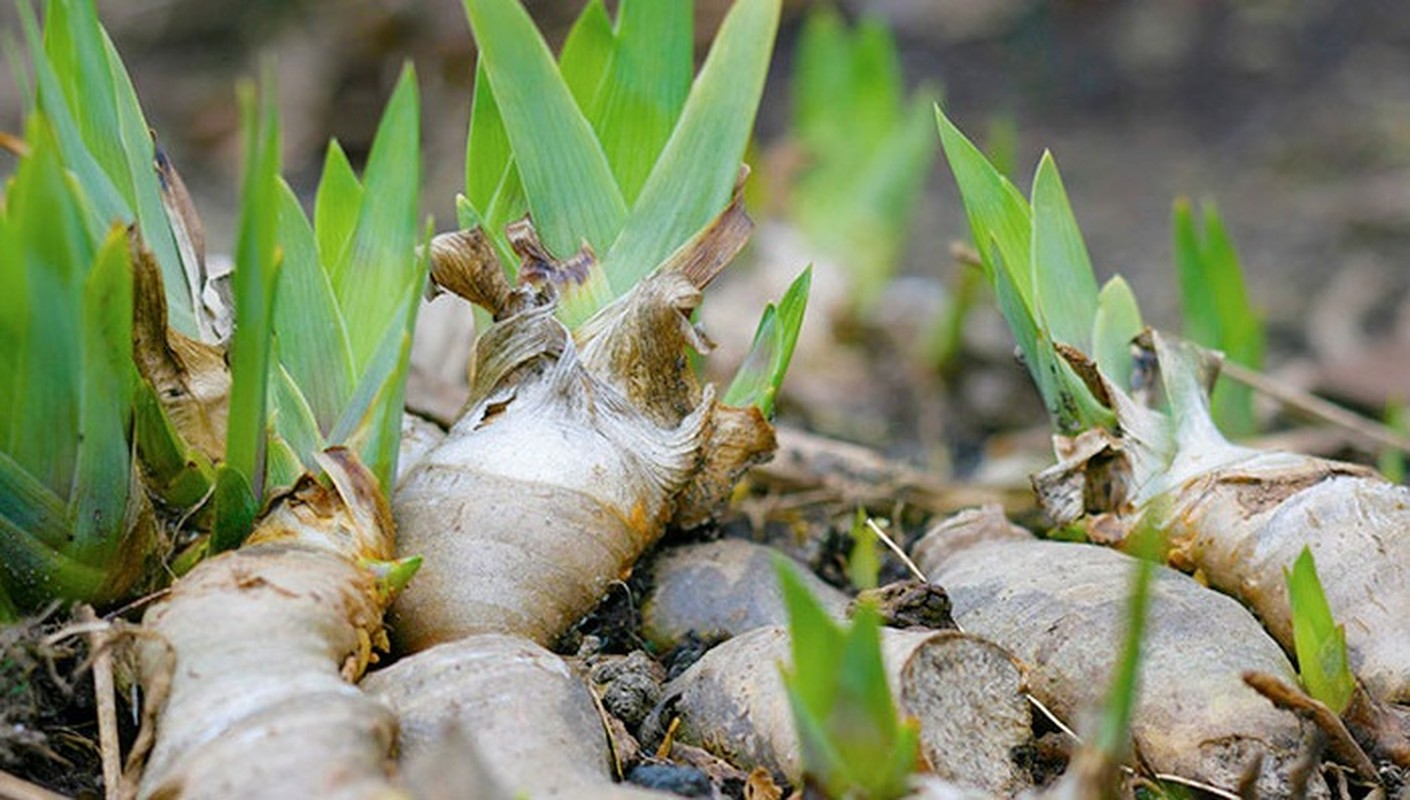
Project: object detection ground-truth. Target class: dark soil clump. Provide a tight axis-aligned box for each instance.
[0,605,103,799]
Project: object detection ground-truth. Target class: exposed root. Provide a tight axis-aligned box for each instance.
[0,769,69,800]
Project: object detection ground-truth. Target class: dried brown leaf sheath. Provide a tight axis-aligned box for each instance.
[133,451,399,800]
[391,200,774,652]
[914,506,1320,798]
[130,227,230,463]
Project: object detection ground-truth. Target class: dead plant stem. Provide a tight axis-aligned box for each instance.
[1220,361,1410,455]
[77,606,121,800]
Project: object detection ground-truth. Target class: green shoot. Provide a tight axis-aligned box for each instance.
[1171,199,1264,437]
[1379,398,1407,484]
[1285,547,1355,714]
[1090,276,1144,395]
[723,266,811,418]
[1094,516,1163,761]
[558,0,614,111]
[274,67,425,492]
[460,0,781,327]
[789,8,938,314]
[936,107,1122,433]
[461,0,624,323]
[846,508,881,591]
[215,66,425,551]
[587,0,693,203]
[0,113,143,608]
[778,557,918,799]
[214,77,282,552]
[25,0,201,338]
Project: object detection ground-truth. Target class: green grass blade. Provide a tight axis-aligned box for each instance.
[783,684,853,797]
[99,30,193,335]
[988,242,1048,410]
[313,139,364,270]
[1379,399,1407,484]
[264,432,306,493]
[8,116,87,495]
[0,219,23,451]
[834,602,912,797]
[1198,205,1259,353]
[326,293,419,488]
[41,0,128,199]
[271,365,328,477]
[330,66,421,371]
[38,0,195,336]
[588,0,693,203]
[799,94,935,311]
[462,0,627,260]
[846,508,880,591]
[359,327,415,490]
[1031,151,1099,352]
[18,1,127,230]
[482,163,530,276]
[723,304,777,409]
[558,0,614,111]
[70,225,134,555]
[1094,519,1160,759]
[793,6,853,159]
[464,60,512,214]
[1286,547,1355,714]
[600,0,780,295]
[939,110,1111,433]
[1091,276,1144,394]
[1173,199,1264,435]
[935,106,1033,293]
[210,464,257,554]
[778,553,917,798]
[275,179,354,433]
[223,79,282,508]
[847,17,904,153]
[1172,198,1220,354]
[777,555,844,713]
[723,265,810,418]
[0,514,108,606]
[1198,202,1264,436]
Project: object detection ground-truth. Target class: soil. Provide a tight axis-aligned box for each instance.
[0,607,103,799]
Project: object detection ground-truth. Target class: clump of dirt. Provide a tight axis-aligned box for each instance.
[591,650,666,731]
[858,580,956,631]
[555,553,659,657]
[0,605,103,799]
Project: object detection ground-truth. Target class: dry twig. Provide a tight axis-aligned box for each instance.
[75,607,120,800]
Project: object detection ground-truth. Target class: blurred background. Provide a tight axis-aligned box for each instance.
[5,0,1410,460]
